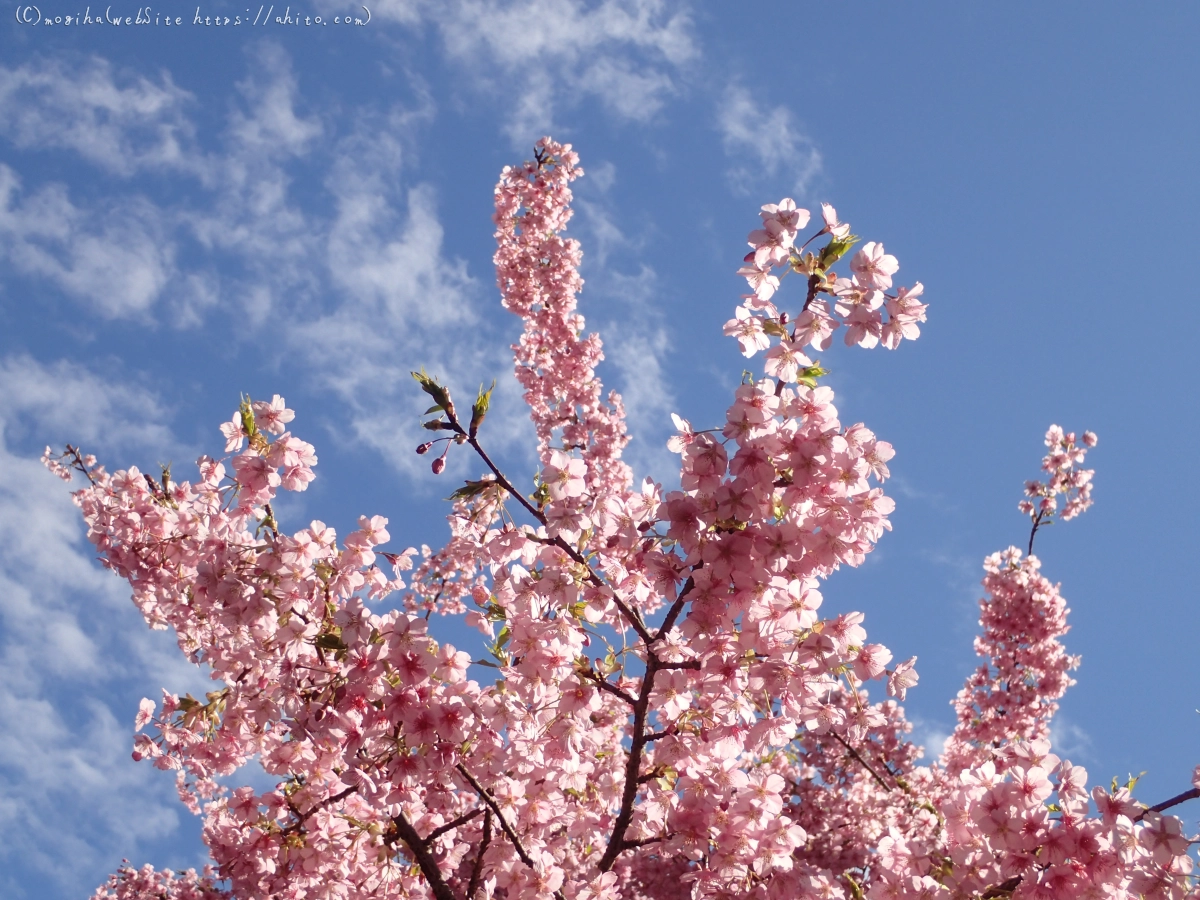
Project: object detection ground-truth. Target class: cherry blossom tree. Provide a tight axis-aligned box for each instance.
[47,139,1198,900]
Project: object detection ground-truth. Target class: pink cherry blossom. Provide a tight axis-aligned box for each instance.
[40,139,1198,900]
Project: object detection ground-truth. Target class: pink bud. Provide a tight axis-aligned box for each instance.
[416,442,433,455]
[431,456,446,475]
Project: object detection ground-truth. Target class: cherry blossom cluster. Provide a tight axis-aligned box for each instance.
[1019,425,1098,531]
[48,139,1198,900]
[725,200,927,366]
[90,863,227,900]
[941,548,1079,777]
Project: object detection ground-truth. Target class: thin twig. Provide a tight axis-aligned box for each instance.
[466,810,492,899]
[445,412,654,644]
[830,732,892,793]
[425,807,484,844]
[1027,509,1045,556]
[1138,787,1200,821]
[455,764,567,900]
[580,668,637,706]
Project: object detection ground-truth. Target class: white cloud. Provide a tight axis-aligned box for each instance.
[718,85,823,198]
[0,55,199,177]
[0,44,679,490]
[1048,715,1093,763]
[226,44,323,157]
[909,717,952,762]
[366,0,698,142]
[574,180,677,484]
[0,165,176,318]
[591,267,677,484]
[0,356,209,899]
[303,121,537,483]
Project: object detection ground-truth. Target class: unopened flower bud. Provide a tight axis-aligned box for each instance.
[432,456,446,475]
[416,442,433,455]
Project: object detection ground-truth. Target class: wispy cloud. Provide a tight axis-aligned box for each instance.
[0,39,693,489]
[718,84,822,198]
[0,165,177,318]
[0,55,199,177]
[381,0,698,142]
[574,172,678,484]
[0,356,208,899]
[1048,715,1094,763]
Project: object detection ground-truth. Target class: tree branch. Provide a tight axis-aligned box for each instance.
[426,807,484,844]
[1027,509,1046,556]
[598,655,661,871]
[466,810,492,900]
[455,763,566,900]
[283,784,358,835]
[1139,787,1200,820]
[580,667,637,706]
[830,732,893,793]
[388,810,459,900]
[652,575,696,643]
[444,412,654,644]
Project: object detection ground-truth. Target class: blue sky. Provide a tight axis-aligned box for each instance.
[2,3,1198,897]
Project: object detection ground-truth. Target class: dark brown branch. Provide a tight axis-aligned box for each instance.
[283,784,358,835]
[456,763,566,900]
[652,575,697,643]
[389,810,458,900]
[580,668,637,706]
[1027,509,1047,555]
[425,807,484,844]
[830,732,892,793]
[981,875,1021,899]
[1139,787,1200,820]
[598,655,661,871]
[64,444,100,487]
[444,412,653,644]
[466,810,492,900]
[803,273,822,312]
[303,784,356,819]
[620,834,669,850]
[461,433,547,528]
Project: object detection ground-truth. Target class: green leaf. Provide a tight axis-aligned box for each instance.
[761,320,789,337]
[239,395,258,438]
[411,369,452,412]
[314,632,347,651]
[797,362,829,389]
[448,479,498,503]
[819,233,860,266]
[470,379,496,438]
